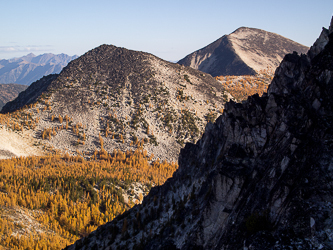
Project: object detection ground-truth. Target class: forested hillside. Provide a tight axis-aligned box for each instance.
[0,150,177,249]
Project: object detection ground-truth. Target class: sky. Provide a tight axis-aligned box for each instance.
[0,0,332,61]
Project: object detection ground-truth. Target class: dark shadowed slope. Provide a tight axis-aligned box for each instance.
[0,83,27,110]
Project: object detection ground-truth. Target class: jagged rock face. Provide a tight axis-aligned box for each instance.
[0,53,78,85]
[65,18,333,249]
[178,27,309,77]
[1,45,227,162]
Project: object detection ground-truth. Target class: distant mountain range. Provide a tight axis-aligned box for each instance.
[178,27,309,76]
[0,83,27,110]
[0,53,78,85]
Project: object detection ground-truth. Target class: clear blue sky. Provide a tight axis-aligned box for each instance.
[0,0,332,61]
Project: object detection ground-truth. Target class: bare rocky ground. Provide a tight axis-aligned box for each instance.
[3,45,231,163]
[178,26,309,77]
[0,126,43,159]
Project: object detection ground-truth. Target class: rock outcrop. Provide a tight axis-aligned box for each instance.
[178,27,309,77]
[66,17,333,249]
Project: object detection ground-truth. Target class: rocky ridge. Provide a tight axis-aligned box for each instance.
[178,27,308,77]
[66,18,333,249]
[1,46,229,162]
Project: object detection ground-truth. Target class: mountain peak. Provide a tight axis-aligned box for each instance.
[229,26,276,40]
[231,26,263,34]
[26,52,36,57]
[1,43,228,163]
[19,53,36,62]
[178,27,308,76]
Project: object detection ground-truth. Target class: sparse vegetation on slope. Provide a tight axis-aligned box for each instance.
[0,106,40,132]
[1,45,229,162]
[215,68,274,102]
